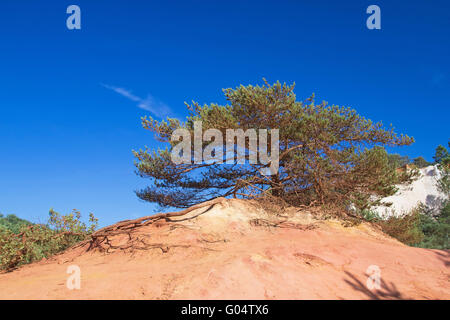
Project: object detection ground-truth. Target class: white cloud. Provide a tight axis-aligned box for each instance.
[102,83,170,118]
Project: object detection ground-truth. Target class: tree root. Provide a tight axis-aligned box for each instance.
[249,218,318,231]
[75,197,227,253]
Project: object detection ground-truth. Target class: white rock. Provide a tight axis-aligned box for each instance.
[373,165,447,218]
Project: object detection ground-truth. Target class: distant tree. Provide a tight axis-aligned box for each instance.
[387,153,410,168]
[413,156,431,168]
[433,143,450,165]
[134,80,414,210]
[416,203,449,249]
[416,142,450,249]
[434,142,450,196]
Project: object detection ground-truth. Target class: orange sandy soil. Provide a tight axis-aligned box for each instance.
[0,199,448,300]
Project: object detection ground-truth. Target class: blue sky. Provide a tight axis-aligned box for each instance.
[0,0,449,226]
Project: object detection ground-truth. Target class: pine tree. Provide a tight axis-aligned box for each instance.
[133,80,414,210]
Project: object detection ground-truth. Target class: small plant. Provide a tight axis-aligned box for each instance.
[359,209,381,222]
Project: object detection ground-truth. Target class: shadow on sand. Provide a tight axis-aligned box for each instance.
[433,250,450,267]
[344,271,408,300]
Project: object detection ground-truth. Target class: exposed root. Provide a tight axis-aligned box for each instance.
[77,197,227,253]
[71,197,318,254]
[249,218,318,231]
[94,197,226,236]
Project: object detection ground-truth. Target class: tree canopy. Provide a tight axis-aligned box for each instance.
[413,156,431,168]
[133,80,414,211]
[435,141,450,196]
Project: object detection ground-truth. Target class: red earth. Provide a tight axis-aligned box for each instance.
[0,199,448,299]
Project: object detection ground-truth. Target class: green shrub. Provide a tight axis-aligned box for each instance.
[358,209,381,222]
[376,209,425,246]
[371,203,449,249]
[0,209,98,271]
[0,214,32,234]
[414,201,449,249]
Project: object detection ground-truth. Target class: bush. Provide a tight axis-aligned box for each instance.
[358,209,381,222]
[0,209,98,271]
[368,203,449,249]
[0,214,32,234]
[376,209,424,246]
[414,201,449,249]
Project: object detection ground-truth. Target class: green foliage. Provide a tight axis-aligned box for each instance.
[134,79,414,210]
[48,208,98,234]
[433,143,450,165]
[376,209,425,246]
[0,214,32,234]
[349,147,402,210]
[371,203,449,250]
[414,202,449,249]
[387,154,410,168]
[414,142,450,249]
[386,153,420,184]
[434,141,450,196]
[358,209,381,222]
[0,209,98,271]
[412,156,431,168]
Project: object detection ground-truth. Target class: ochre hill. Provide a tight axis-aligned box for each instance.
[0,199,448,299]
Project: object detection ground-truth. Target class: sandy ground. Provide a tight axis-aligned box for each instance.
[0,199,448,300]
